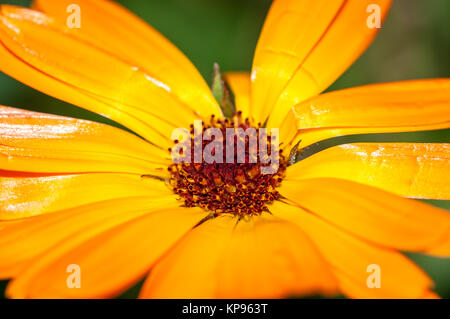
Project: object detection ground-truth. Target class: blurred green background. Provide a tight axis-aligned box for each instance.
[0,0,449,298]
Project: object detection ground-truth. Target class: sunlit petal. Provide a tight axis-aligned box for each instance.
[280,79,450,148]
[278,178,450,256]
[5,204,205,298]
[140,214,337,298]
[0,106,168,175]
[251,0,392,127]
[271,200,436,298]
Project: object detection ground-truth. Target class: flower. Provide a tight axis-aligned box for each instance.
[0,0,449,299]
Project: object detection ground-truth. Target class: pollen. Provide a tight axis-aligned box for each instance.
[168,112,287,216]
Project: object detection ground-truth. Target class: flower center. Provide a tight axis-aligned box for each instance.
[168,112,287,216]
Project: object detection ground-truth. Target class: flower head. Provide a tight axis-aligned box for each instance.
[0,0,449,299]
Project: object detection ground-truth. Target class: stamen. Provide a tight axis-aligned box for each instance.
[168,113,287,216]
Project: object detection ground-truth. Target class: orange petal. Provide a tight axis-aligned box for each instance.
[281,79,450,148]
[215,215,338,298]
[0,6,216,147]
[250,0,392,127]
[278,178,450,257]
[420,291,440,299]
[140,215,235,299]
[271,200,436,298]
[32,0,220,118]
[5,204,206,298]
[0,172,173,219]
[287,143,450,200]
[0,195,181,279]
[140,214,338,298]
[224,72,251,119]
[224,72,297,148]
[0,106,168,175]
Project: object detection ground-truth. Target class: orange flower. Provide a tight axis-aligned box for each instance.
[0,0,449,299]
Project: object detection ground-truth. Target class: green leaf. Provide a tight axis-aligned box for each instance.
[211,62,236,118]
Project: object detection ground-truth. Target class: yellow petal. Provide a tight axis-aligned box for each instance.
[0,6,216,147]
[6,205,206,298]
[281,79,450,148]
[250,0,392,127]
[224,72,251,119]
[0,195,180,279]
[0,172,172,219]
[140,214,338,298]
[0,106,169,175]
[287,143,450,200]
[32,0,221,117]
[271,200,436,298]
[278,178,450,256]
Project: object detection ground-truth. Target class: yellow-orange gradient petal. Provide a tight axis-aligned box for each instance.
[0,106,169,175]
[140,216,235,299]
[224,72,297,149]
[0,6,218,147]
[278,178,450,257]
[32,0,221,118]
[0,195,180,278]
[287,143,450,200]
[140,214,338,298]
[224,72,251,119]
[250,0,392,127]
[0,172,173,219]
[271,201,436,298]
[5,204,206,298]
[280,79,450,148]
[216,215,338,298]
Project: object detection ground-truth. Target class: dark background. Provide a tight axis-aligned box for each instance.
[0,0,449,298]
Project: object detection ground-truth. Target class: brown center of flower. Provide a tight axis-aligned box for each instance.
[168,112,287,216]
